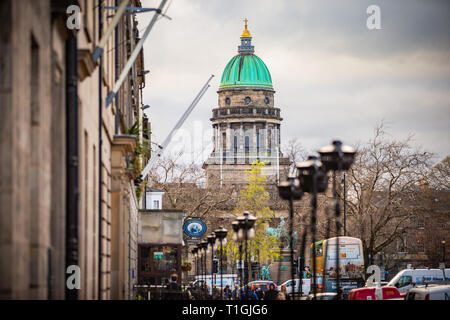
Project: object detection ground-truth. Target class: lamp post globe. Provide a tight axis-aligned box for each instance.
[318,139,356,172]
[296,154,328,193]
[207,233,216,292]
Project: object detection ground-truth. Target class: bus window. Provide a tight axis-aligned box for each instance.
[315,244,323,257]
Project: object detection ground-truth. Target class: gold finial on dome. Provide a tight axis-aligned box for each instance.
[241,18,252,38]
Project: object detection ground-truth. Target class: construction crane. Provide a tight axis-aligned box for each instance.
[141,74,215,179]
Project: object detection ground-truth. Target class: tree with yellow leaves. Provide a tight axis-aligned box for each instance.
[224,160,281,282]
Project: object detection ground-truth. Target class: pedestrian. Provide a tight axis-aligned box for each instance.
[263,283,279,300]
[165,273,182,300]
[232,285,240,300]
[212,284,219,299]
[166,273,181,290]
[255,287,264,300]
[278,284,290,300]
[241,286,258,300]
[223,284,232,300]
[335,286,344,300]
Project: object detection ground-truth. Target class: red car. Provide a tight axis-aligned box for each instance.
[247,280,278,292]
[347,286,401,300]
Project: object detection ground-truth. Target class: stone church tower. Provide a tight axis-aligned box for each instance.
[203,20,290,189]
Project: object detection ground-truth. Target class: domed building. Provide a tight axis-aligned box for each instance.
[203,20,290,188]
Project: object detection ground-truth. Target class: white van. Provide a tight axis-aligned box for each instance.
[405,284,450,300]
[386,269,450,294]
[280,278,311,296]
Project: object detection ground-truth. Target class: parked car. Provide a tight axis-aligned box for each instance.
[346,286,401,300]
[279,278,311,297]
[386,268,450,295]
[405,284,450,300]
[246,280,278,292]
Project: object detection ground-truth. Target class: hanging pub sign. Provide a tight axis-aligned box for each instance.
[183,218,207,238]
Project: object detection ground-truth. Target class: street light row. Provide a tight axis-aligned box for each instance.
[277,139,356,300]
[191,139,356,300]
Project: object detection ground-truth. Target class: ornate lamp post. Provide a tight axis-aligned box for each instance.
[296,154,328,300]
[192,247,198,281]
[442,238,446,264]
[237,211,256,300]
[214,226,228,300]
[231,220,243,293]
[319,140,356,298]
[199,240,208,296]
[207,233,216,293]
[278,174,303,299]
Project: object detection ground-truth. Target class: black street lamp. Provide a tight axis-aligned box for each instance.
[207,233,216,294]
[236,212,256,300]
[278,174,303,299]
[192,247,198,282]
[214,226,228,300]
[232,220,243,296]
[341,173,347,236]
[296,154,328,300]
[319,140,356,298]
[199,240,208,296]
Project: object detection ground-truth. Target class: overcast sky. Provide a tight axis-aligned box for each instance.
[137,0,450,164]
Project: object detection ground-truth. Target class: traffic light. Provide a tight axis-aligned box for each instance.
[213,259,219,273]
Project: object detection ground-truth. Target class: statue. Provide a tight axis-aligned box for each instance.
[261,265,271,280]
[265,217,298,248]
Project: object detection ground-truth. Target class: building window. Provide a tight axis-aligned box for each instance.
[245,136,250,154]
[222,132,227,150]
[256,130,260,153]
[245,96,251,104]
[225,97,230,105]
[264,97,270,105]
[153,200,160,209]
[234,136,238,154]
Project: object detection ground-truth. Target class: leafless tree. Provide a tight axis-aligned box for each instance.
[282,138,308,175]
[429,156,450,190]
[344,123,434,268]
[147,151,237,218]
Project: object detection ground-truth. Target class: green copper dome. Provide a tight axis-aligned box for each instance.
[219,54,273,89]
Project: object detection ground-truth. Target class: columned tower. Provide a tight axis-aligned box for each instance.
[203,20,289,188]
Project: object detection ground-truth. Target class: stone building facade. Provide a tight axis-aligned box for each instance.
[0,0,148,299]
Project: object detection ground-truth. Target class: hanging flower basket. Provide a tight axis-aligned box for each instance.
[181,261,192,272]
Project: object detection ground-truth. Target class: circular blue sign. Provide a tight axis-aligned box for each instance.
[183,219,207,238]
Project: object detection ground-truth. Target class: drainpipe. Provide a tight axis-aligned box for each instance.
[65,30,79,300]
[98,0,103,300]
[115,0,119,135]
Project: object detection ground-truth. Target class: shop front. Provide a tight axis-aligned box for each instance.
[138,244,182,285]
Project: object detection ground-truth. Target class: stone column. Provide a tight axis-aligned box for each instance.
[110,135,136,300]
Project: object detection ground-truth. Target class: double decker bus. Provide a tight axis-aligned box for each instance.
[310,236,365,295]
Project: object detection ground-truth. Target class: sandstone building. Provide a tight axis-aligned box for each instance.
[0,0,149,299]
